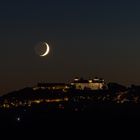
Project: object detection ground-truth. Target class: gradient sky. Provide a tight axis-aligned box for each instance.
[0,0,140,94]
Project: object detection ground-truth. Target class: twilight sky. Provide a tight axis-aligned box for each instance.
[0,0,140,94]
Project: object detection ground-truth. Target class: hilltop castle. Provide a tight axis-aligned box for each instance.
[33,77,106,91]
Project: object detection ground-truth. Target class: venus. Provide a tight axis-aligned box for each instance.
[35,42,50,57]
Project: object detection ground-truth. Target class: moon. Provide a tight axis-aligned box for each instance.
[35,42,50,57]
[40,42,50,57]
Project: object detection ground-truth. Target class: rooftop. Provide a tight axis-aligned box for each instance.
[73,77,104,83]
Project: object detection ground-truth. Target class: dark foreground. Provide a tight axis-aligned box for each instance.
[1,88,140,131]
[0,104,140,129]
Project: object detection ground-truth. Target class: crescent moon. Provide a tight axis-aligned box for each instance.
[40,43,50,57]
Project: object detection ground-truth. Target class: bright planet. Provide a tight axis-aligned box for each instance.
[35,42,50,57]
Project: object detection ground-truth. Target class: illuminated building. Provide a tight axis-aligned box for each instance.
[35,83,70,90]
[32,77,105,91]
[71,77,105,90]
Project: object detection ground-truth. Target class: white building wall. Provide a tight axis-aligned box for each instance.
[89,83,104,90]
[74,83,104,90]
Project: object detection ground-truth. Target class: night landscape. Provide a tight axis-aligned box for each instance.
[1,78,140,128]
[1,0,140,131]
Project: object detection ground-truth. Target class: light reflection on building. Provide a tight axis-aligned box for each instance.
[71,77,106,90]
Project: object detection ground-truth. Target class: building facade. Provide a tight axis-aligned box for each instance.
[33,83,69,91]
[71,77,105,90]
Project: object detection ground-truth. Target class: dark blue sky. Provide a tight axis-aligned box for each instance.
[0,0,140,94]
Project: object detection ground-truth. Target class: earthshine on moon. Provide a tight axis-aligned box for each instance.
[40,42,50,57]
[35,42,50,57]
